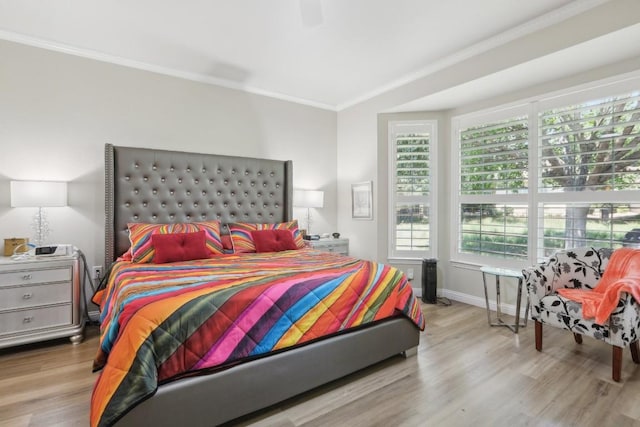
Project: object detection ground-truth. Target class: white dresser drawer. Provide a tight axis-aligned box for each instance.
[0,267,71,287]
[0,282,72,311]
[325,243,348,253]
[0,304,72,336]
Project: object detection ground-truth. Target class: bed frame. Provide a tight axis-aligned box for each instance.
[104,143,420,426]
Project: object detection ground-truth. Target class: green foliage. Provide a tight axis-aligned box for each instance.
[461,213,640,258]
[540,95,640,191]
[396,134,430,195]
[459,93,640,253]
[460,117,528,194]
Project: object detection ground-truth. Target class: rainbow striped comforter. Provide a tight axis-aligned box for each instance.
[90,249,425,427]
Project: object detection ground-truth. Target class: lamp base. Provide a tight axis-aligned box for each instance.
[31,207,51,247]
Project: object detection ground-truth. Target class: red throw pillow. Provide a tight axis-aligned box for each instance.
[151,230,210,263]
[251,229,298,253]
[221,234,233,251]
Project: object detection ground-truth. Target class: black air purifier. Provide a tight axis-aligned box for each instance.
[422,258,437,304]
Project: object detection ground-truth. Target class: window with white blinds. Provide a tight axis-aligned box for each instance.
[459,203,528,259]
[457,115,529,260]
[537,92,640,255]
[539,93,640,193]
[389,120,436,259]
[453,82,640,265]
[539,202,640,258]
[460,117,529,195]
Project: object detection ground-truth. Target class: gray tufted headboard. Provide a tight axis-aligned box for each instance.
[104,144,293,267]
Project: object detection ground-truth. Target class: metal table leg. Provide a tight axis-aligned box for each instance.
[514,276,522,334]
[481,266,529,334]
[482,271,492,326]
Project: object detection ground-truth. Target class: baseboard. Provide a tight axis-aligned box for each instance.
[412,287,442,299]
[88,310,100,322]
[441,289,529,319]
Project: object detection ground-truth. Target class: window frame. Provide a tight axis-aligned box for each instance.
[388,119,438,260]
[451,74,640,267]
[452,104,531,268]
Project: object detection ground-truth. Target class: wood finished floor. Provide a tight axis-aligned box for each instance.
[1,301,639,427]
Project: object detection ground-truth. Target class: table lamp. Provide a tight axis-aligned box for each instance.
[10,180,68,246]
[293,189,324,235]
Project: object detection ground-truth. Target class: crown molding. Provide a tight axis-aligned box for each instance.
[336,0,609,111]
[0,29,337,112]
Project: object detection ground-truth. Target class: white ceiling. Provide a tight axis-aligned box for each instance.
[0,0,623,111]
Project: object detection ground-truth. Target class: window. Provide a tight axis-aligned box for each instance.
[459,116,528,196]
[539,94,640,193]
[453,80,640,264]
[539,202,640,256]
[537,91,640,257]
[388,120,437,259]
[458,114,529,260]
[460,203,529,259]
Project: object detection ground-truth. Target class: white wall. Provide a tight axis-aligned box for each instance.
[0,39,337,308]
[336,0,640,305]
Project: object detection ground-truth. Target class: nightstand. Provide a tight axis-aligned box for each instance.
[0,253,84,349]
[307,238,349,255]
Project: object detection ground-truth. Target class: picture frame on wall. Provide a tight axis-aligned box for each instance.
[351,181,373,220]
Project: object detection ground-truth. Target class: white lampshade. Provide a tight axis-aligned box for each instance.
[294,190,324,208]
[11,180,68,208]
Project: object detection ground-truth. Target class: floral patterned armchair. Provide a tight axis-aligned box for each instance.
[523,247,640,381]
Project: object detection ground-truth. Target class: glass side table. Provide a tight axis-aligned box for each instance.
[481,266,530,334]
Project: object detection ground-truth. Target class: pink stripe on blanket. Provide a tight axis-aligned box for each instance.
[192,277,302,369]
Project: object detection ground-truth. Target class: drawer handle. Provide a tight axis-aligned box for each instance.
[22,293,33,299]
[23,316,34,323]
[22,274,33,280]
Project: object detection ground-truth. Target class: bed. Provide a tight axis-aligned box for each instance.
[92,144,424,427]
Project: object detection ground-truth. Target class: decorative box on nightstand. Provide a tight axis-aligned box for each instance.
[307,238,349,256]
[0,253,84,349]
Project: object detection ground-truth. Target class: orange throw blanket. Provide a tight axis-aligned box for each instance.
[557,248,640,325]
